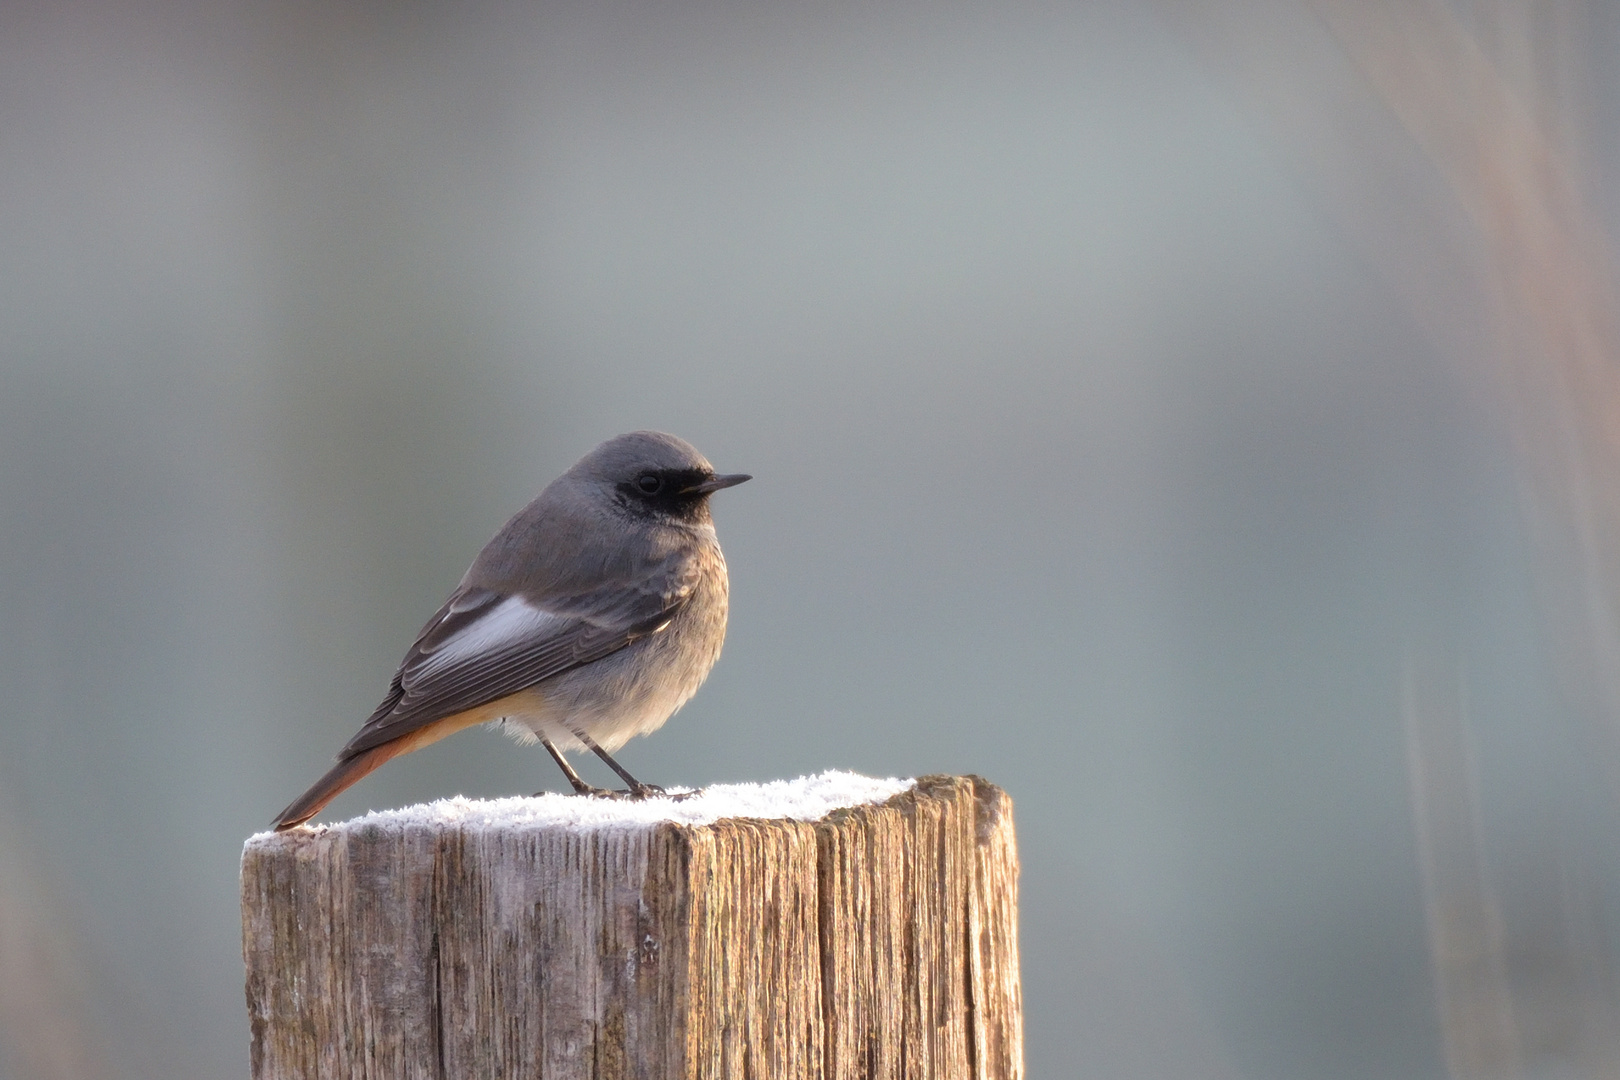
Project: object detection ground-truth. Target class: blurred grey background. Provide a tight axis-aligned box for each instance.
[3,0,1620,1077]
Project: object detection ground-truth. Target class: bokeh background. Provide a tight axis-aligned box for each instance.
[3,0,1620,1076]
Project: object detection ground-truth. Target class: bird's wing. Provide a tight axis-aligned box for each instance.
[339,561,699,757]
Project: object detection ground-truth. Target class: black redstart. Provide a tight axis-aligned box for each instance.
[272,431,749,830]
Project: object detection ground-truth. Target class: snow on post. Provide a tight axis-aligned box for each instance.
[240,771,1022,1080]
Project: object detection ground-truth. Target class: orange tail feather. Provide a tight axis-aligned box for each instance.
[271,702,519,830]
[271,740,412,831]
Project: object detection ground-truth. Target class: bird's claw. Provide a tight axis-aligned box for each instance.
[535,783,701,801]
[628,783,703,801]
[532,784,627,799]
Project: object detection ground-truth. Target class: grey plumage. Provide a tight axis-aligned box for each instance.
[272,430,749,830]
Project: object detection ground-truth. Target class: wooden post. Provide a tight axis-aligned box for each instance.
[241,772,1022,1079]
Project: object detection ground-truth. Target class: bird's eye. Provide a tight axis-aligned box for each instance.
[636,474,663,494]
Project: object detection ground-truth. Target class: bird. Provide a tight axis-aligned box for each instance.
[271,430,750,830]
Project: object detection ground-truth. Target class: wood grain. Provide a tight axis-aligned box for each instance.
[241,775,1021,1079]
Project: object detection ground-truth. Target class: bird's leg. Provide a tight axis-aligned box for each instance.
[575,733,669,798]
[538,737,621,797]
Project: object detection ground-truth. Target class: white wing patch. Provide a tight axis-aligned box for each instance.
[406,595,565,686]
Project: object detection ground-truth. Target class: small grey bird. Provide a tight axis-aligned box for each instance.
[272,431,750,830]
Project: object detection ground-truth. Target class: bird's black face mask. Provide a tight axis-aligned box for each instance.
[617,468,719,523]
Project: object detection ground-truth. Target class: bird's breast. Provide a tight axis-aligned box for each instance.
[501,547,730,752]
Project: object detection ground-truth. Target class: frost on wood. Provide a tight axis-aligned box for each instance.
[240,771,1022,1080]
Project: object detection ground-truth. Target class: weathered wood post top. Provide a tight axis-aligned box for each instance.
[241,770,1021,1079]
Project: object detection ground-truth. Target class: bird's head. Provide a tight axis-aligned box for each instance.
[572,431,751,525]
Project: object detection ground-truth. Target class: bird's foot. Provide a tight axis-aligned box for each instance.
[534,782,701,801]
[631,784,703,802]
[532,782,630,799]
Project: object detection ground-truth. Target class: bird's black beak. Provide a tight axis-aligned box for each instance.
[687,473,752,494]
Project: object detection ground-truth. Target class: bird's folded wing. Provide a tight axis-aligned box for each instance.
[340,564,697,757]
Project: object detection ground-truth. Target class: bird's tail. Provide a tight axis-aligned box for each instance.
[271,710,490,830]
[271,741,409,831]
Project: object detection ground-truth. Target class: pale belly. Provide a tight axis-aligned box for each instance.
[486,574,729,753]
